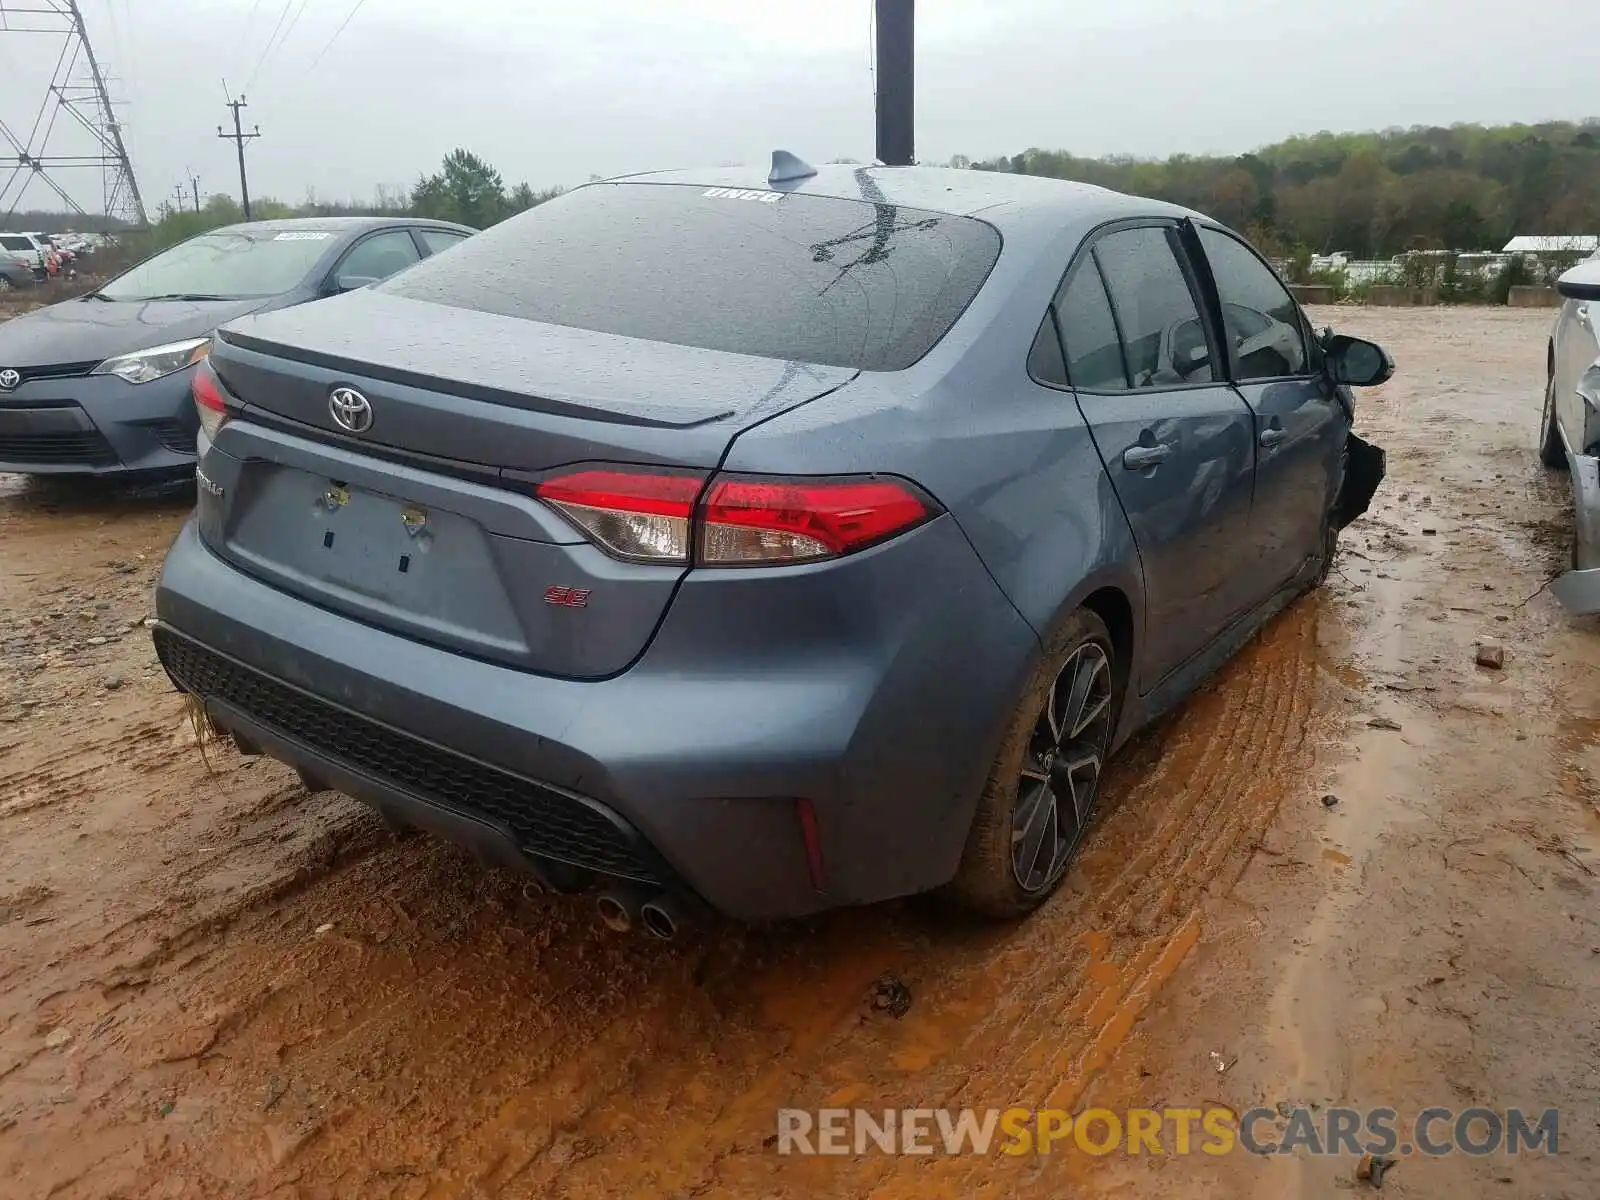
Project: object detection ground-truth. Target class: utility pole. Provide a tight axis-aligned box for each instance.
[218,93,261,221]
[189,173,202,213]
[874,0,915,166]
[171,183,187,215]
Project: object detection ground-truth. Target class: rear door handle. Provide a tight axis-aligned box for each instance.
[1259,427,1287,449]
[1122,443,1172,470]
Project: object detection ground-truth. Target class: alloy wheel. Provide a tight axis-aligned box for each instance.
[1010,641,1114,893]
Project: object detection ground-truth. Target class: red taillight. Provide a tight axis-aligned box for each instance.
[192,360,229,440]
[699,476,932,564]
[534,468,705,563]
[533,466,936,566]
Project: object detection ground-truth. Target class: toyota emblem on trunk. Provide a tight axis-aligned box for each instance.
[328,386,373,433]
[0,369,19,391]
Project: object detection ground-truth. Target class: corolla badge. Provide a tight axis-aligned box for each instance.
[0,369,19,391]
[328,386,373,433]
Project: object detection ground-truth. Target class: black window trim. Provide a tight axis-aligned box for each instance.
[1032,216,1228,398]
[1182,218,1316,385]
[1078,247,1132,389]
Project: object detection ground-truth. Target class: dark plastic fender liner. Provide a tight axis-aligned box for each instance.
[1333,433,1385,529]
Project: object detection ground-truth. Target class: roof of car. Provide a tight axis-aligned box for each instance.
[604,162,1189,228]
[209,215,475,236]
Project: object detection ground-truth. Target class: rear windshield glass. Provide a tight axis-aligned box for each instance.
[98,229,336,301]
[378,182,1001,371]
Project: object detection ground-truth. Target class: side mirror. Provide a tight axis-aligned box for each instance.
[330,273,379,294]
[1324,334,1394,388]
[1556,262,1600,302]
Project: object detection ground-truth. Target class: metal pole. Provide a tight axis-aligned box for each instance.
[66,0,147,225]
[219,96,260,221]
[874,0,914,166]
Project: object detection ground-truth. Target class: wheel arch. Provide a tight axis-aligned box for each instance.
[1080,584,1134,706]
[1034,565,1144,746]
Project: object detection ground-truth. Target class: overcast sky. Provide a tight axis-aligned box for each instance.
[0,0,1595,217]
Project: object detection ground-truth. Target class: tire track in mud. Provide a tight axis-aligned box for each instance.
[0,716,176,818]
[447,601,1329,1200]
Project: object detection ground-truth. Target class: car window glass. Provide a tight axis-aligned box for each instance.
[1198,227,1309,380]
[379,183,1002,372]
[337,230,422,283]
[1094,226,1216,388]
[98,230,337,301]
[1028,314,1068,386]
[418,229,470,255]
[1,236,34,252]
[1055,258,1127,390]
[1100,227,1209,387]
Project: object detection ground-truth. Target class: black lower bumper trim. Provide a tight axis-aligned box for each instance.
[153,627,666,886]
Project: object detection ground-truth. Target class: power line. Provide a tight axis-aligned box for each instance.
[241,0,265,39]
[307,0,368,71]
[244,0,293,91]
[255,0,312,88]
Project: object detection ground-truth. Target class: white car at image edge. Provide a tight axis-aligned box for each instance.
[1541,255,1600,614]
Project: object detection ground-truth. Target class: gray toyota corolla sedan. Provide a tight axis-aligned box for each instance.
[0,216,472,477]
[152,162,1389,929]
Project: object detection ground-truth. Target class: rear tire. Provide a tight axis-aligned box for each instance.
[1540,372,1568,470]
[949,608,1120,918]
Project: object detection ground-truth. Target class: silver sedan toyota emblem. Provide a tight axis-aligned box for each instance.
[0,369,19,391]
[328,386,373,433]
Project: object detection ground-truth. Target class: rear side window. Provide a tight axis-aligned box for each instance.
[418,229,471,255]
[1094,226,1217,388]
[378,183,1002,371]
[335,230,421,282]
[1055,259,1128,391]
[0,236,32,251]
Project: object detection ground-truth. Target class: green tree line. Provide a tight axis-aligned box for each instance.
[964,119,1600,260]
[13,123,1600,268]
[106,149,561,263]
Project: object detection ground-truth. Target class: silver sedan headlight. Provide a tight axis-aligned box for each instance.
[91,336,211,384]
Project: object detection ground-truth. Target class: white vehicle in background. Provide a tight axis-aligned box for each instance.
[0,233,47,279]
[1542,256,1600,614]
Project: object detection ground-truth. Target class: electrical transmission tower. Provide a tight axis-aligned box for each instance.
[0,0,148,228]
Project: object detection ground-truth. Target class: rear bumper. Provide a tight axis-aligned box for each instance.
[154,516,1039,919]
[1552,450,1600,616]
[0,368,196,475]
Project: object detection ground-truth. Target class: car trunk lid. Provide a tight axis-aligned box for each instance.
[200,296,857,678]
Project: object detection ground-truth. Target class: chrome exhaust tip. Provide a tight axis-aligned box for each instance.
[596,888,644,934]
[639,894,682,940]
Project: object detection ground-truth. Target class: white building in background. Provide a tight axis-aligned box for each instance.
[1501,235,1599,255]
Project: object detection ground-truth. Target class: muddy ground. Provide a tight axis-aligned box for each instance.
[1,306,1596,1198]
